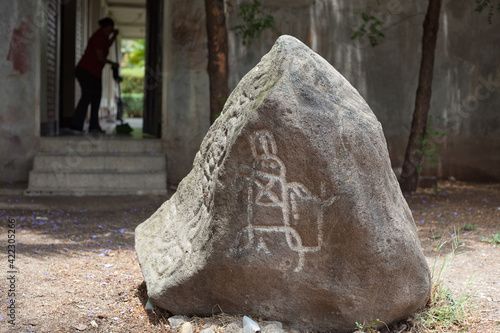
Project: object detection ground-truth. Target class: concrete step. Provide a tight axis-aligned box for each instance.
[28,137,167,195]
[26,170,167,196]
[38,137,163,154]
[32,152,166,172]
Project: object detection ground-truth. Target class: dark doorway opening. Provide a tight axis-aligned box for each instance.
[143,0,163,137]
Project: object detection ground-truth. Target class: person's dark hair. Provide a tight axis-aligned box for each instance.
[98,17,114,28]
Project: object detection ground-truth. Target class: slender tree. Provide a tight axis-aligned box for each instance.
[205,0,230,124]
[354,1,498,193]
[399,0,442,193]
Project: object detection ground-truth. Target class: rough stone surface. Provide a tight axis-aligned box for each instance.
[261,324,286,333]
[181,322,194,333]
[168,315,188,329]
[262,321,283,329]
[135,35,431,332]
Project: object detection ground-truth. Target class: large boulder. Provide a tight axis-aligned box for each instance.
[135,35,431,332]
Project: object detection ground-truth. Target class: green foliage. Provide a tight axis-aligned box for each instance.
[475,0,500,24]
[231,0,276,45]
[417,116,446,174]
[122,93,144,118]
[354,319,387,332]
[481,231,500,244]
[461,224,478,231]
[351,13,385,47]
[121,39,146,67]
[432,183,442,195]
[119,40,145,97]
[121,67,145,94]
[413,232,475,331]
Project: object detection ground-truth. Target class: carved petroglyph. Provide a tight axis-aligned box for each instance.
[235,130,337,272]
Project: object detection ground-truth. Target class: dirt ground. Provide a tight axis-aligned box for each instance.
[0,181,498,333]
[408,181,500,332]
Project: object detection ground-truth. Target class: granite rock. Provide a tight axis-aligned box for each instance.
[135,35,431,332]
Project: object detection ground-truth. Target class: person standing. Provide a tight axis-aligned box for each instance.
[72,17,119,133]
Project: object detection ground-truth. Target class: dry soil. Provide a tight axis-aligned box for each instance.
[0,181,498,332]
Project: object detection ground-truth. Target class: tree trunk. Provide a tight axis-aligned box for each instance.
[205,0,229,124]
[399,0,442,193]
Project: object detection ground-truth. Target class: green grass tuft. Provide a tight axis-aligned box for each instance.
[461,224,478,231]
[412,230,475,332]
[482,231,500,245]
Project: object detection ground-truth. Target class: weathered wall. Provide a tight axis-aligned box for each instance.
[0,0,44,182]
[432,1,500,181]
[0,0,497,184]
[226,0,500,181]
[163,0,211,184]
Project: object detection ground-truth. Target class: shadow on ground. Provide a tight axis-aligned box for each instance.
[0,194,169,259]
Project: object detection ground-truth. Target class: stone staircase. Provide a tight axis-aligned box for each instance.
[26,136,167,195]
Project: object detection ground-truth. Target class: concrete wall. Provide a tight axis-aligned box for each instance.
[0,0,498,184]
[433,1,500,181]
[0,0,45,182]
[163,0,210,184]
[225,0,500,181]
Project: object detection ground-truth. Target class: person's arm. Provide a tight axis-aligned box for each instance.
[106,29,120,67]
[110,29,119,44]
[96,49,119,68]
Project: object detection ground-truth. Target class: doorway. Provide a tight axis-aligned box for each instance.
[42,0,162,138]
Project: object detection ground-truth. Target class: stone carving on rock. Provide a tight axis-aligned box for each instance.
[233,130,338,272]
